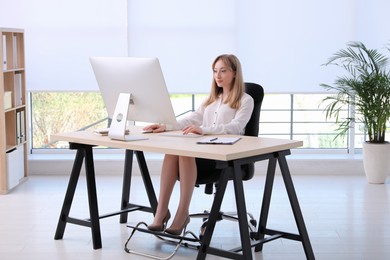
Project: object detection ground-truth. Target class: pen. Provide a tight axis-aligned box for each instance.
[209,137,218,141]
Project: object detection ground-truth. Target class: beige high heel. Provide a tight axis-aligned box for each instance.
[147,210,171,232]
[165,216,190,236]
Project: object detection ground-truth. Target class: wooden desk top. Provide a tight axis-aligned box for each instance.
[51,126,303,161]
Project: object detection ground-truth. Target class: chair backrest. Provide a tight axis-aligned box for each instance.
[243,82,264,137]
[195,82,264,193]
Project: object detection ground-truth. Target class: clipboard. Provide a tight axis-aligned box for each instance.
[196,137,241,145]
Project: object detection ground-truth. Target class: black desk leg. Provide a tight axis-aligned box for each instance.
[232,160,253,259]
[278,155,315,260]
[135,151,158,214]
[54,144,102,250]
[84,145,102,249]
[255,157,277,252]
[120,150,134,223]
[119,150,157,224]
[197,168,230,260]
[54,148,85,241]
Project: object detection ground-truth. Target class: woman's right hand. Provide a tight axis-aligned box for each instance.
[143,123,166,133]
[182,125,202,135]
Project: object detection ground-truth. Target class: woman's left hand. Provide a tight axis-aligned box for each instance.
[182,125,202,135]
[143,123,166,133]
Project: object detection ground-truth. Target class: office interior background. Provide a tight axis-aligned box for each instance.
[1,0,390,259]
[2,0,389,175]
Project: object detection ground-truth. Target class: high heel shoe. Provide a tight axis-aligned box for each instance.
[147,210,171,232]
[165,216,190,236]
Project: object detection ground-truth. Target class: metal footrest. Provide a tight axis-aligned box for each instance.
[124,222,201,260]
[190,210,258,239]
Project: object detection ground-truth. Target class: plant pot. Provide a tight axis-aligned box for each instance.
[362,142,390,184]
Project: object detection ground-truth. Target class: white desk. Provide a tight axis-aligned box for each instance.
[51,127,314,260]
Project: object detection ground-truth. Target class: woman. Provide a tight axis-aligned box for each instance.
[143,54,254,235]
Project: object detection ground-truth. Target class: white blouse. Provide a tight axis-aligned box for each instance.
[173,92,254,135]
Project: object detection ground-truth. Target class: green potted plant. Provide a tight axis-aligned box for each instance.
[320,41,390,183]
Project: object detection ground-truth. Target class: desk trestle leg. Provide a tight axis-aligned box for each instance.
[120,150,158,223]
[255,151,315,260]
[278,155,315,260]
[54,144,102,250]
[54,148,85,241]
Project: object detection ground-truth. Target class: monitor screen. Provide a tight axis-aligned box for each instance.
[90,57,177,126]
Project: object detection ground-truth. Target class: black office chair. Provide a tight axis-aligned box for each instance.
[124,83,264,259]
[191,82,264,237]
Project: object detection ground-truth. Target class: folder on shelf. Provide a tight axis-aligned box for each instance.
[16,111,21,144]
[15,110,25,144]
[14,72,23,107]
[20,110,25,143]
[2,34,6,70]
[14,72,23,106]
[13,35,18,68]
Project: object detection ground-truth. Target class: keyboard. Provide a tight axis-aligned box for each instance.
[159,132,202,138]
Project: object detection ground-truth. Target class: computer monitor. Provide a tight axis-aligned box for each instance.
[90,57,177,141]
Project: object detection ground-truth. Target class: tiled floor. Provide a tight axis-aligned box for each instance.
[0,174,389,260]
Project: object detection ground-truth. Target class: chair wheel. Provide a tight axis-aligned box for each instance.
[250,219,257,227]
[202,210,209,222]
[250,232,257,240]
[199,222,207,239]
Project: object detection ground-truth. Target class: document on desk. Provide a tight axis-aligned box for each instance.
[196,137,241,145]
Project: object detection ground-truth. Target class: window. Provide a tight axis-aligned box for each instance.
[30,92,206,149]
[259,94,349,149]
[30,92,386,152]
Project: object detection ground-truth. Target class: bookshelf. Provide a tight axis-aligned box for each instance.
[0,28,27,194]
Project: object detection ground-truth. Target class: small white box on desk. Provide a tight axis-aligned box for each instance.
[4,91,12,109]
[6,146,24,190]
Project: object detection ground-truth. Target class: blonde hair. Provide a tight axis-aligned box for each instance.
[204,54,244,109]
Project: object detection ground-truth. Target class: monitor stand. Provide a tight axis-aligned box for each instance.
[108,93,148,141]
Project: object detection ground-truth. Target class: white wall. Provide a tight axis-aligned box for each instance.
[0,0,128,91]
[356,0,390,47]
[236,0,357,93]
[127,0,360,93]
[1,0,389,93]
[127,0,237,94]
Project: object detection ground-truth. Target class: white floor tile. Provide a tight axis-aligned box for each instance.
[0,174,389,260]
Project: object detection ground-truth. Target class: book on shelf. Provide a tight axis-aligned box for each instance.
[4,91,12,110]
[16,110,26,144]
[2,34,7,70]
[16,111,21,145]
[20,110,25,143]
[14,72,23,106]
[13,34,18,68]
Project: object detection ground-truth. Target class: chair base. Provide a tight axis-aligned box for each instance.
[190,210,257,239]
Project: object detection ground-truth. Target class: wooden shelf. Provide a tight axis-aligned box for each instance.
[0,28,27,194]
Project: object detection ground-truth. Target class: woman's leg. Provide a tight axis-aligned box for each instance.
[149,154,178,227]
[168,156,197,230]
